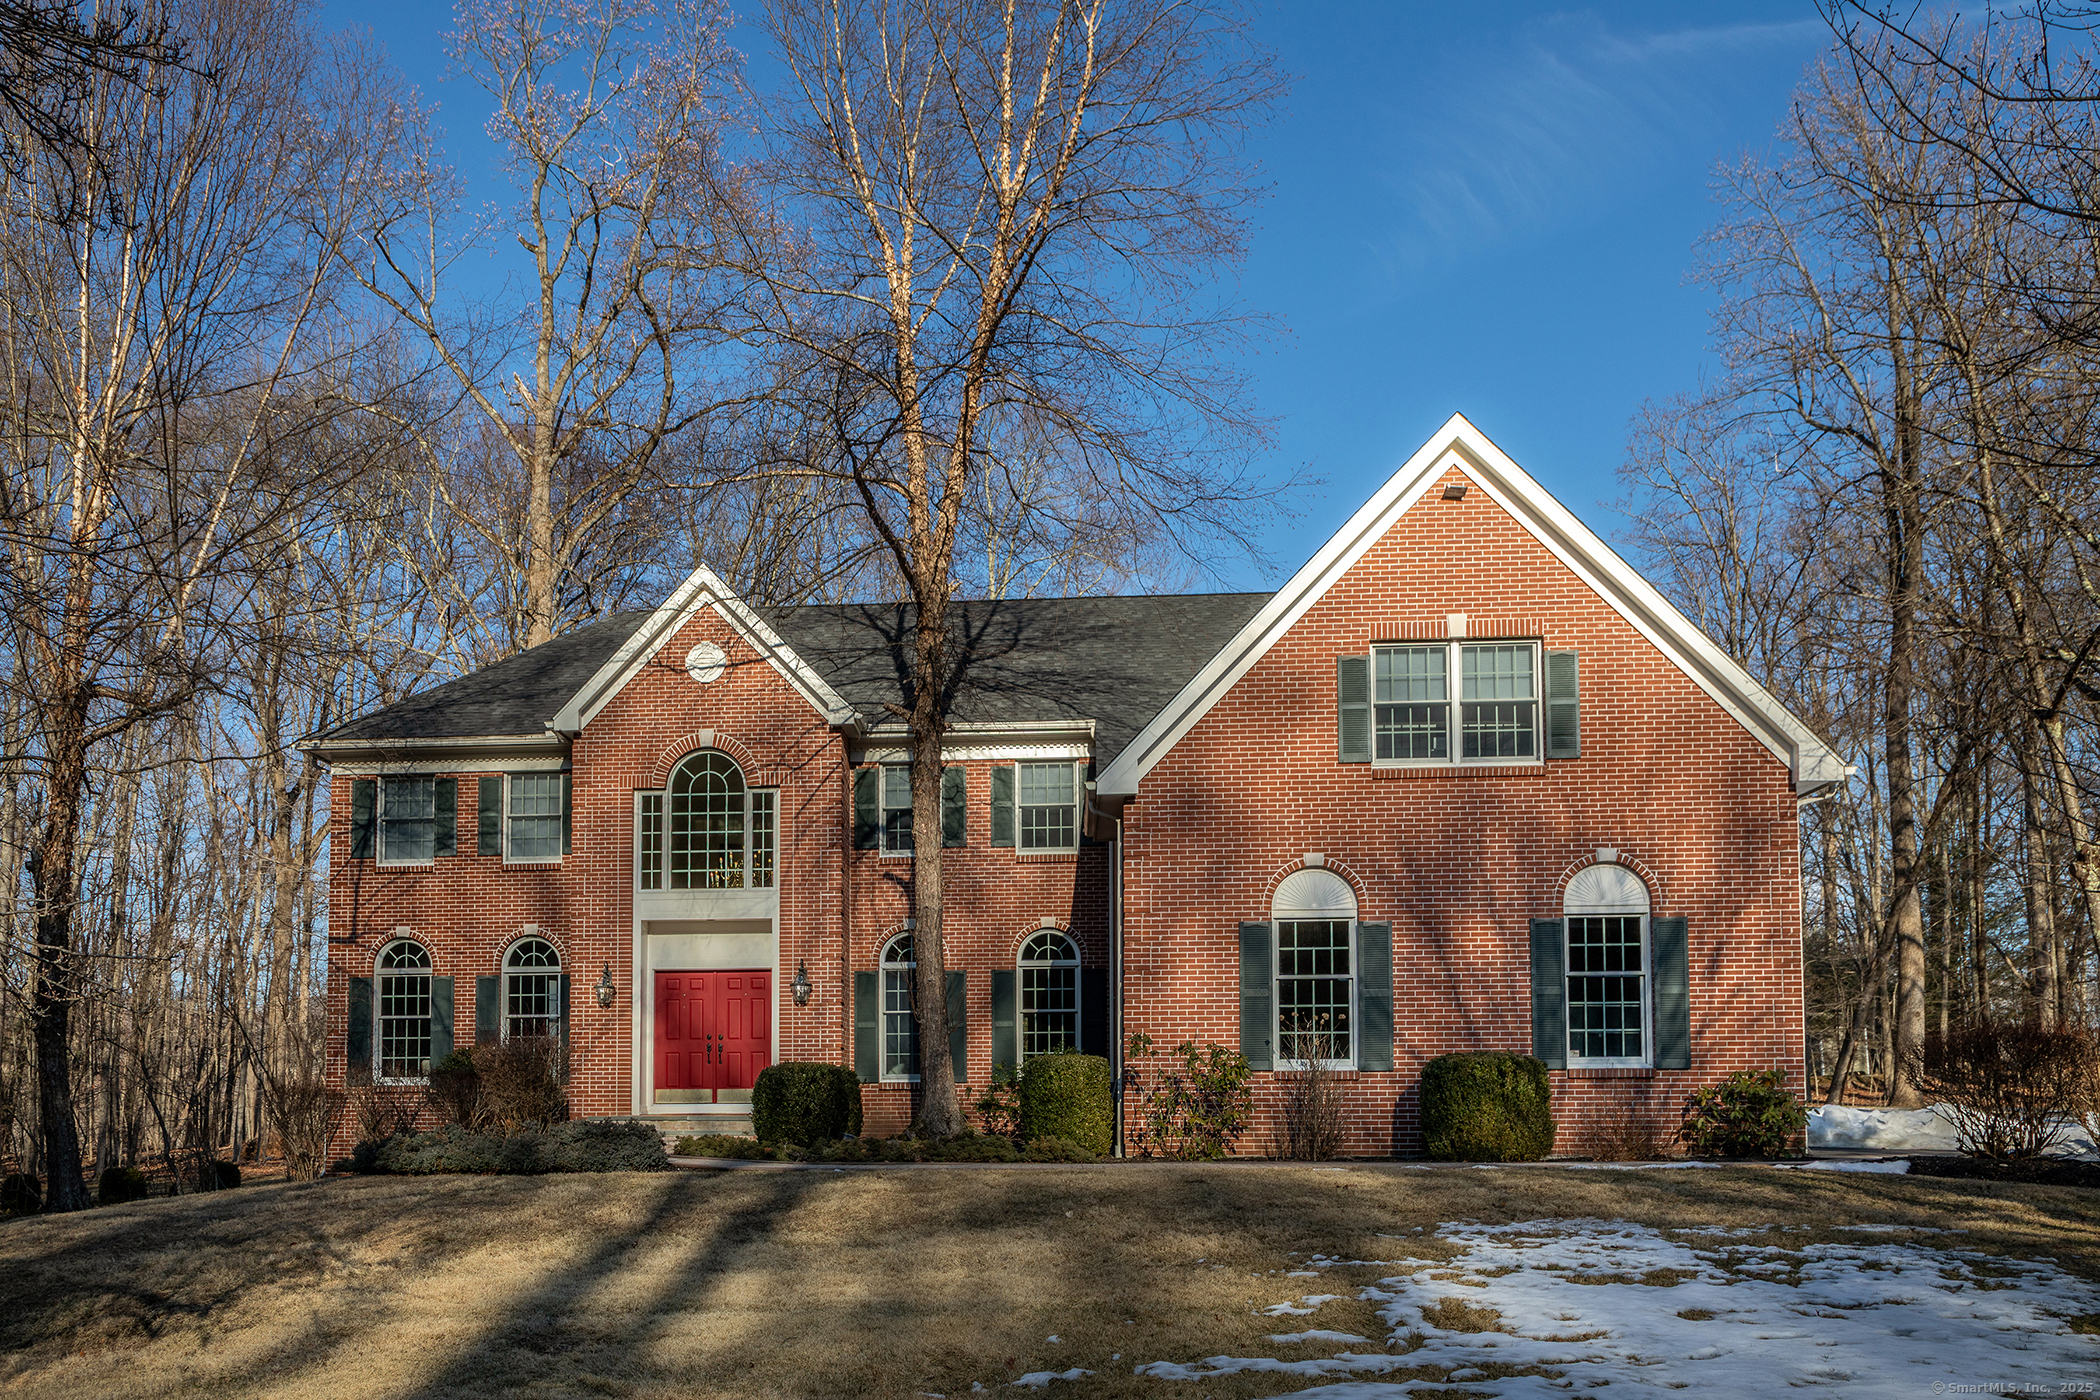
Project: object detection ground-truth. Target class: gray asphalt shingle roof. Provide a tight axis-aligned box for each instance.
[314,592,1272,766]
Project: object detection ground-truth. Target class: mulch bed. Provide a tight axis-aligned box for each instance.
[1905,1155,2100,1189]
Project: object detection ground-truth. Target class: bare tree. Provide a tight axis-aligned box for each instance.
[738,0,1285,1134]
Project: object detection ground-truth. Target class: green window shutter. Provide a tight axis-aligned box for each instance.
[941,766,967,847]
[989,766,1015,847]
[350,779,376,860]
[561,773,573,855]
[1080,967,1108,1057]
[478,776,503,857]
[853,769,879,850]
[1652,916,1690,1070]
[475,974,501,1044]
[1356,921,1393,1071]
[1239,922,1274,1072]
[557,973,572,1078]
[430,976,455,1064]
[347,975,373,1068]
[854,971,880,1082]
[1530,918,1567,1070]
[1546,649,1581,759]
[990,969,1017,1076]
[1337,656,1371,763]
[947,970,968,1082]
[432,778,457,859]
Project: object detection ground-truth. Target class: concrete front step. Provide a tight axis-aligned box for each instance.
[640,1115,754,1146]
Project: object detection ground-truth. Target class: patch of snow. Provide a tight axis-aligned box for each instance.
[1267,1330,1372,1345]
[1044,1335,1059,1343]
[1781,1158,1912,1175]
[1285,1270,1322,1277]
[1808,1103,1963,1152]
[1139,1218,2100,1398]
[1010,1367,1091,1388]
[1563,1160,1725,1170]
[1262,1294,1342,1316]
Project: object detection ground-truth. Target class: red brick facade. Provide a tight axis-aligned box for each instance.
[319,420,1823,1159]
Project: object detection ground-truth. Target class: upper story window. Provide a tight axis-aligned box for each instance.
[507,775,564,861]
[881,933,919,1081]
[1564,863,1650,1067]
[1018,762,1077,850]
[376,940,434,1079]
[380,777,436,863]
[1018,930,1079,1060]
[881,764,914,854]
[1371,641,1539,765]
[638,751,776,891]
[504,937,561,1041]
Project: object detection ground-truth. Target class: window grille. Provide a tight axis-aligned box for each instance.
[1367,641,1540,764]
[504,937,561,1041]
[881,764,913,853]
[881,933,919,1080]
[749,790,775,888]
[1374,645,1448,760]
[1461,644,1536,758]
[507,774,564,860]
[639,793,664,889]
[1018,930,1078,1059]
[1567,915,1645,1060]
[376,940,433,1078]
[667,752,747,889]
[379,777,435,863]
[1277,920,1352,1063]
[1018,762,1076,850]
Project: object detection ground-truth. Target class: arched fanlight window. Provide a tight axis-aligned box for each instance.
[1018,930,1079,1060]
[504,937,561,1041]
[1272,868,1358,1065]
[375,940,433,1079]
[880,933,919,1081]
[639,750,776,891]
[1563,864,1651,1065]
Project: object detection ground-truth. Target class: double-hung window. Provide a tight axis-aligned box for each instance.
[504,937,561,1041]
[881,933,919,1080]
[1277,920,1353,1065]
[376,940,434,1078]
[379,777,436,863]
[1018,931,1079,1059]
[1018,762,1077,850]
[880,765,913,854]
[1372,641,1539,765]
[1562,862,1652,1067]
[507,775,564,861]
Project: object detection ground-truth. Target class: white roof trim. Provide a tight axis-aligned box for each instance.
[550,563,854,733]
[1095,412,1849,796]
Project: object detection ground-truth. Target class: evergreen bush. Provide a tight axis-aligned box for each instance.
[97,1165,151,1205]
[209,1160,242,1190]
[752,1061,864,1145]
[1,1171,42,1216]
[1677,1069,1809,1158]
[674,1134,775,1160]
[1420,1051,1556,1161]
[367,1119,671,1174]
[1020,1134,1098,1163]
[1018,1052,1112,1155]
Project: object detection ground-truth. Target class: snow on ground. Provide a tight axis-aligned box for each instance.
[1136,1218,2100,1398]
[1809,1103,2098,1158]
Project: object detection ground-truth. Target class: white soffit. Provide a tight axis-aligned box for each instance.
[1094,412,1849,796]
[550,563,854,733]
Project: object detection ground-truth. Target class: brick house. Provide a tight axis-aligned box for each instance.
[308,414,1846,1156]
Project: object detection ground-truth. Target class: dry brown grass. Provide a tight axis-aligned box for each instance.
[1,1162,2096,1400]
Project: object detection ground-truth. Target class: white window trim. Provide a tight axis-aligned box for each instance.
[373,938,434,1085]
[1368,638,1545,769]
[1273,916,1358,1072]
[879,933,920,1083]
[375,776,438,868]
[879,763,914,858]
[501,937,563,1043]
[1015,760,1081,853]
[502,772,566,867]
[1017,930,1081,1063]
[632,759,777,892]
[1563,911,1653,1069]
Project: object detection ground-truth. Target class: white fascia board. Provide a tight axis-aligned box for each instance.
[301,733,568,765]
[850,718,1096,764]
[549,563,855,733]
[1096,412,1847,795]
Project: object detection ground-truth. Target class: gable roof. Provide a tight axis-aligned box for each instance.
[1093,412,1851,797]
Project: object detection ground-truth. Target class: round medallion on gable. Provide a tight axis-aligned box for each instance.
[684,642,728,685]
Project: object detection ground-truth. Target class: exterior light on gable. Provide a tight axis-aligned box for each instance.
[595,963,616,1008]
[792,961,813,1006]
[1442,482,1468,500]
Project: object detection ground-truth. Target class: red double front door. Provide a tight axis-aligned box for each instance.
[654,970,771,1103]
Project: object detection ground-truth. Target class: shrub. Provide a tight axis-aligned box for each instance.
[1019,1052,1112,1155]
[674,1135,774,1160]
[1577,1102,1671,1161]
[752,1061,864,1145]
[1020,1135,1097,1163]
[262,1073,340,1181]
[474,1036,568,1133]
[426,1050,489,1132]
[97,1166,151,1205]
[974,1064,1021,1138]
[1126,1035,1253,1160]
[1677,1069,1808,1158]
[346,1066,422,1143]
[1,1171,42,1216]
[1420,1052,1555,1162]
[1276,1022,1347,1161]
[208,1160,242,1191]
[367,1119,670,1174]
[1908,1020,2099,1159]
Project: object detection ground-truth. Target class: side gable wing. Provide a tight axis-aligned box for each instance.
[549,564,855,733]
[1094,412,1849,796]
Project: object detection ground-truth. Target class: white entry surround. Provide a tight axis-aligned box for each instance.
[631,917,783,1116]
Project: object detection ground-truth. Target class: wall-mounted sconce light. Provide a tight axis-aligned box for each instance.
[791,961,812,1006]
[595,963,616,1008]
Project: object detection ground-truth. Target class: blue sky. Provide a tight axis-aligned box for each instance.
[320,1,1830,590]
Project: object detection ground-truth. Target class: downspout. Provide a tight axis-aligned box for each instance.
[1087,783,1126,1157]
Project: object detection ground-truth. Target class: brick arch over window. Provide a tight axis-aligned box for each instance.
[1259,855,1367,915]
[496,927,569,967]
[1551,848,1665,913]
[644,730,779,789]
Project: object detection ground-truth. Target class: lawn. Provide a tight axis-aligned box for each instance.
[1,1162,2097,1399]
